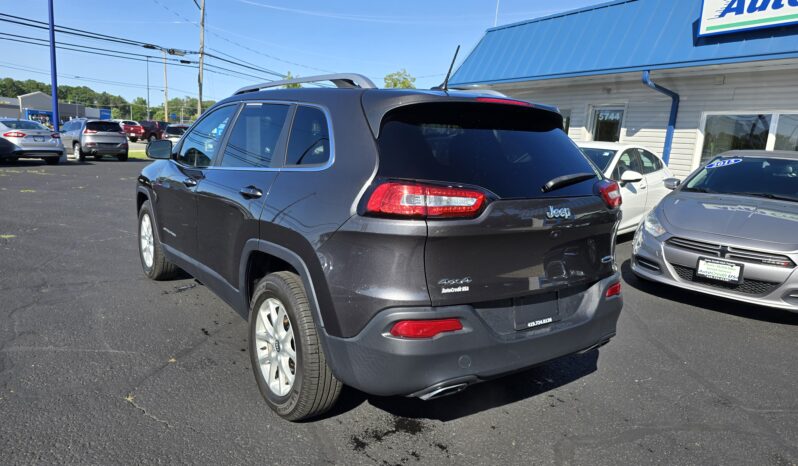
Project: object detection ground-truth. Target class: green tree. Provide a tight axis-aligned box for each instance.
[284,71,301,89]
[384,69,416,89]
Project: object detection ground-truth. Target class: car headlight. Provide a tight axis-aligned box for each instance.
[644,211,667,237]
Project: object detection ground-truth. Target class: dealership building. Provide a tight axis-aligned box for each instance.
[449,0,798,178]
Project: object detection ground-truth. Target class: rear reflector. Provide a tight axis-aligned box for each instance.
[366,182,486,219]
[3,131,25,138]
[390,319,463,339]
[596,180,622,209]
[475,97,533,107]
[606,282,622,298]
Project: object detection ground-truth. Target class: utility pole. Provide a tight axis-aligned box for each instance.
[197,0,205,118]
[162,49,168,122]
[494,0,500,27]
[146,56,150,120]
[47,0,59,131]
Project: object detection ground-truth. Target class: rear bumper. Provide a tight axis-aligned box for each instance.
[323,273,622,397]
[85,146,127,155]
[3,149,64,159]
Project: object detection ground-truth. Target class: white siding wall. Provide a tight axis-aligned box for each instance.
[498,68,798,178]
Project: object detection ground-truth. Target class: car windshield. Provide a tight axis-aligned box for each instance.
[580,147,617,171]
[166,126,186,135]
[683,156,798,202]
[3,120,46,130]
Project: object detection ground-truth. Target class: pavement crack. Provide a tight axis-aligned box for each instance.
[123,394,172,429]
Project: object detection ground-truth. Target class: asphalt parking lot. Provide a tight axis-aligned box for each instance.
[1,159,796,465]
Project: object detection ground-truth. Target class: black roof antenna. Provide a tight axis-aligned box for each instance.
[438,45,460,92]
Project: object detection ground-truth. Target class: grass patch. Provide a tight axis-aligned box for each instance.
[129,150,147,160]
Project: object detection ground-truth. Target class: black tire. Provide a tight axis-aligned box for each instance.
[138,200,178,280]
[44,157,59,165]
[148,134,156,143]
[129,137,138,142]
[249,271,341,421]
[74,143,85,162]
[117,151,129,161]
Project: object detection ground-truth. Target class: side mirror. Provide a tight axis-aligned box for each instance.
[620,170,644,184]
[664,178,681,190]
[146,139,173,160]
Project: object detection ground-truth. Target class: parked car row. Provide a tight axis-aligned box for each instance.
[115,120,172,142]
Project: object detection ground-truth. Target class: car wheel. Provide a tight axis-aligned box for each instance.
[249,272,341,421]
[74,142,85,162]
[117,151,128,162]
[130,137,138,142]
[148,134,156,143]
[44,157,59,165]
[138,200,179,280]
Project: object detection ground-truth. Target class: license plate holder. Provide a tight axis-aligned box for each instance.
[513,292,559,331]
[33,136,44,142]
[695,257,743,284]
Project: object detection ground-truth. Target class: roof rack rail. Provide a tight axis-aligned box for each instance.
[234,73,377,95]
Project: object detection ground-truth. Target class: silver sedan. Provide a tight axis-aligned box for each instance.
[0,119,65,164]
[632,150,798,312]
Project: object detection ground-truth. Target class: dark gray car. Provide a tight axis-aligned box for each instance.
[136,73,624,421]
[61,119,129,161]
[633,150,798,311]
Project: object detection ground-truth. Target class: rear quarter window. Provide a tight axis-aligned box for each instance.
[376,102,599,198]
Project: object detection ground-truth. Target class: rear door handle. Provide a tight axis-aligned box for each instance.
[182,177,198,187]
[240,186,263,199]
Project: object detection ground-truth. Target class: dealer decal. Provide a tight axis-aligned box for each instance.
[706,158,742,169]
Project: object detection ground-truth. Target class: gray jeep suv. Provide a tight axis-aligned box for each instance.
[61,119,128,161]
[137,74,624,421]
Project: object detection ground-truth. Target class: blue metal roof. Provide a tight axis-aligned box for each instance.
[449,0,798,86]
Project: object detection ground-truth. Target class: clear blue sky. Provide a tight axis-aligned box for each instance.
[1,0,605,104]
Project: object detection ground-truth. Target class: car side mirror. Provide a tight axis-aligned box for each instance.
[620,170,644,184]
[146,139,172,160]
[664,178,681,190]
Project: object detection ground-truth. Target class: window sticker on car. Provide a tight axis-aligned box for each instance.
[706,158,742,169]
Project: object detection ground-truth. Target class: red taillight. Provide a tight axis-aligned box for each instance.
[596,179,622,209]
[83,128,97,134]
[3,131,25,138]
[475,97,533,107]
[606,282,622,298]
[51,132,60,138]
[366,182,486,219]
[390,319,463,339]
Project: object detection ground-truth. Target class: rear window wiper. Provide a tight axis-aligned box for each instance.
[733,192,798,203]
[541,172,596,193]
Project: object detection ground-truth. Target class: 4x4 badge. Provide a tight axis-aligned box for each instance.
[546,206,572,219]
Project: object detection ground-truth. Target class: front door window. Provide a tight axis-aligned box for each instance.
[592,108,624,142]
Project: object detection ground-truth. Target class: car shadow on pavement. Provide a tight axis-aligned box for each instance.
[324,349,599,422]
[621,259,798,325]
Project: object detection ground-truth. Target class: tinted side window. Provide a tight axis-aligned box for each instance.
[612,150,640,180]
[638,149,661,174]
[221,103,289,168]
[285,106,330,166]
[178,106,235,168]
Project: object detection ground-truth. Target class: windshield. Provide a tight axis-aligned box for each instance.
[580,148,617,171]
[684,156,798,202]
[166,126,186,135]
[3,120,47,130]
[377,102,599,199]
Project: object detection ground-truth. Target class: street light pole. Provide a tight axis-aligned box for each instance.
[146,56,150,120]
[198,0,205,118]
[162,50,168,122]
[47,0,59,130]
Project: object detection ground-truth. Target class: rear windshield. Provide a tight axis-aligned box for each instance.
[581,148,617,172]
[3,120,46,130]
[683,156,798,202]
[86,121,121,132]
[377,103,599,198]
[166,126,186,135]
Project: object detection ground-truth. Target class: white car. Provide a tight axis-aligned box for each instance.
[578,142,673,234]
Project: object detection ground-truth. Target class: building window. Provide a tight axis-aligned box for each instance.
[775,114,798,152]
[700,114,772,165]
[592,108,624,142]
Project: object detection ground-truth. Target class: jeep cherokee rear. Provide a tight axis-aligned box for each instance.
[136,74,623,421]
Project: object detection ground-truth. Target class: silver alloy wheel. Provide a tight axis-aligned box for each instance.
[255,297,297,397]
[140,213,154,268]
